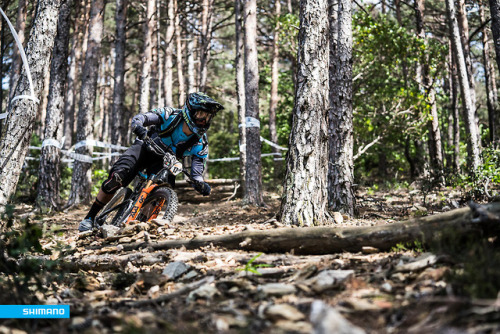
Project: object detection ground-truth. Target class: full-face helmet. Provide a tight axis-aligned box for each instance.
[182,92,224,136]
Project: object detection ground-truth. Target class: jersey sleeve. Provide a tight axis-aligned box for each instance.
[131,112,162,131]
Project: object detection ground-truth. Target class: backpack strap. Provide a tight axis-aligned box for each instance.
[157,109,183,138]
[175,133,203,160]
[155,109,203,159]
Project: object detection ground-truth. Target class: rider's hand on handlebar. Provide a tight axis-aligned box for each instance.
[133,125,148,140]
[193,180,211,196]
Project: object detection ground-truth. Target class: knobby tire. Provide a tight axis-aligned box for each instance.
[136,187,178,223]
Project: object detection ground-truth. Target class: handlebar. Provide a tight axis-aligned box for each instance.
[143,136,199,184]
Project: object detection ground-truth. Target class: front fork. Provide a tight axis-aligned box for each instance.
[125,180,157,224]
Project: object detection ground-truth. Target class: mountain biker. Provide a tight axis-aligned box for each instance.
[78,92,224,232]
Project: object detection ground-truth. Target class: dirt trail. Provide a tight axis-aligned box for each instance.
[2,187,499,333]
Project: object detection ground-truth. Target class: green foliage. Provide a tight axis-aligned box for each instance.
[92,168,109,197]
[15,134,41,202]
[352,11,447,181]
[391,240,425,253]
[452,147,500,200]
[236,253,273,276]
[0,209,66,305]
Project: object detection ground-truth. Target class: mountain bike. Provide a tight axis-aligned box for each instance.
[94,137,199,228]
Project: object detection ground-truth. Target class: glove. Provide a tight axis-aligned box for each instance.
[133,125,148,140]
[193,181,211,196]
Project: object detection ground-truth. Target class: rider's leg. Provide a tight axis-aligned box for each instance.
[79,141,145,231]
[84,190,115,221]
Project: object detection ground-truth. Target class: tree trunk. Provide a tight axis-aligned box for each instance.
[488,60,499,147]
[0,0,61,207]
[452,69,461,172]
[328,0,355,216]
[415,0,444,184]
[243,0,263,206]
[457,0,478,114]
[63,0,87,149]
[138,0,155,114]
[8,0,27,102]
[0,13,4,136]
[489,0,500,72]
[156,0,163,106]
[279,0,329,225]
[37,0,73,212]
[163,0,174,106]
[445,0,481,174]
[111,0,127,149]
[186,6,196,94]
[269,0,282,182]
[235,0,246,191]
[198,0,214,92]
[174,0,185,106]
[67,0,106,207]
[480,0,498,146]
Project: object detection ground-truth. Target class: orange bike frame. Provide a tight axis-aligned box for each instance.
[125,180,165,224]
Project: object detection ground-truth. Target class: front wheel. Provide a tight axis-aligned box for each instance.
[136,187,178,223]
[97,187,133,227]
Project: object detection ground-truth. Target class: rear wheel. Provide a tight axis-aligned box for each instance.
[97,187,132,227]
[136,187,178,223]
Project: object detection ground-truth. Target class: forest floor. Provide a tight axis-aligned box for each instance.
[1,183,500,333]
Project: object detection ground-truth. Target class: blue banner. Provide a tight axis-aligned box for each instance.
[0,305,70,318]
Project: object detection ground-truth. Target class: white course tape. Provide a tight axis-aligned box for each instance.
[63,151,93,163]
[0,7,38,104]
[42,138,63,149]
[73,139,128,151]
[208,152,281,162]
[238,116,260,128]
[260,136,287,151]
[0,112,7,120]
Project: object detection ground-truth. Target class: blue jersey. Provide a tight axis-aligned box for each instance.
[130,107,208,182]
[154,107,209,159]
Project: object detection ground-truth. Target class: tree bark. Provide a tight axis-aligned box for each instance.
[174,0,185,106]
[235,0,247,191]
[67,0,107,207]
[156,0,163,106]
[269,0,282,182]
[457,0,478,114]
[328,0,355,216]
[63,0,87,149]
[480,0,498,146]
[37,0,73,212]
[279,0,329,225]
[138,0,155,114]
[489,0,500,73]
[163,0,174,106]
[186,3,196,94]
[0,0,61,207]
[415,0,444,184]
[445,0,481,174]
[111,0,127,149]
[243,0,263,206]
[198,0,214,92]
[96,203,500,256]
[8,0,27,103]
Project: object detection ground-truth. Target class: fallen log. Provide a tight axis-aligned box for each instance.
[96,202,500,255]
[175,179,239,188]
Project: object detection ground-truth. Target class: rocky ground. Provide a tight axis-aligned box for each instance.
[0,185,499,333]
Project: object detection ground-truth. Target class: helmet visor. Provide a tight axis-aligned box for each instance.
[191,110,214,127]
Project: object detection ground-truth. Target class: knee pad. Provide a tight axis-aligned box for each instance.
[101,171,124,194]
